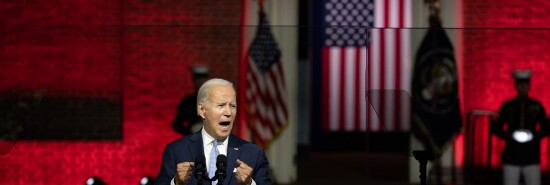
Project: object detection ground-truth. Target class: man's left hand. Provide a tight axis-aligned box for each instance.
[235,159,253,185]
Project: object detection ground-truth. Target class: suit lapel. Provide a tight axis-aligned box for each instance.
[188,131,204,161]
[226,135,243,185]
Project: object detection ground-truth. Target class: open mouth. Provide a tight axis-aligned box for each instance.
[219,121,230,126]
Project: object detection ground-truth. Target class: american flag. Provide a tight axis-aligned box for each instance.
[245,12,288,147]
[321,0,411,132]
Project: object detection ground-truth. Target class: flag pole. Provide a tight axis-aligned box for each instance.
[258,0,265,14]
[238,0,248,139]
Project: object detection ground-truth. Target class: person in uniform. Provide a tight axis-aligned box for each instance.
[173,65,209,136]
[491,69,550,185]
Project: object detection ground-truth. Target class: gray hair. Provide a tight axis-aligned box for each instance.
[196,78,234,115]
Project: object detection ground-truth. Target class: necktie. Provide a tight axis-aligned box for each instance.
[209,140,219,184]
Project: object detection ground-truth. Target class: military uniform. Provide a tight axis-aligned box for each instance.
[491,97,550,165]
[172,66,208,136]
[490,69,549,185]
[173,93,202,135]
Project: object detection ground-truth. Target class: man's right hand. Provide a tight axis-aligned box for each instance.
[175,162,194,185]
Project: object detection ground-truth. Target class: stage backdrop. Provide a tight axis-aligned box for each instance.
[0,1,242,184]
[462,0,550,172]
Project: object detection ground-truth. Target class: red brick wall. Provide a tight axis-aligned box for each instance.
[0,0,242,184]
[463,0,550,170]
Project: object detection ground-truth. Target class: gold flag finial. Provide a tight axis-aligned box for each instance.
[259,0,265,14]
[425,0,440,17]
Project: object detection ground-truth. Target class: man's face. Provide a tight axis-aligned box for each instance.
[198,85,237,140]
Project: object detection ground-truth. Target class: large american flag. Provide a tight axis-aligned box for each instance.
[321,0,411,132]
[245,12,288,147]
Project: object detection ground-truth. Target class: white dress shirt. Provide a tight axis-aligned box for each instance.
[201,128,228,175]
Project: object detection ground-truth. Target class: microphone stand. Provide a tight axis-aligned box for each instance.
[212,171,225,185]
[195,168,211,185]
[214,155,227,185]
[197,175,212,185]
[413,150,434,185]
[197,175,204,185]
[216,176,224,185]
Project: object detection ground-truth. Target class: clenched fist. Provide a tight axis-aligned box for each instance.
[175,162,194,185]
[234,159,253,185]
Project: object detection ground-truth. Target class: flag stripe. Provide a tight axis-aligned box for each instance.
[399,0,404,27]
[345,48,356,131]
[365,39,375,130]
[329,48,340,131]
[389,0,399,27]
[360,48,367,131]
[263,72,278,130]
[379,29,386,131]
[273,63,288,124]
[247,59,276,133]
[339,48,346,131]
[382,0,388,27]
[322,47,330,131]
[354,48,362,130]
[250,67,276,142]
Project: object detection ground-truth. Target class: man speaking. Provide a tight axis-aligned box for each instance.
[156,78,272,185]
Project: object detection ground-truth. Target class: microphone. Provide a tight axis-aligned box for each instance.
[214,154,227,185]
[193,155,208,185]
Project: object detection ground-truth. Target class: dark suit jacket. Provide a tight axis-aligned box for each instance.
[156,131,272,185]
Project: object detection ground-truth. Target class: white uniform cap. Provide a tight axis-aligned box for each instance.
[512,69,532,80]
[192,65,208,75]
